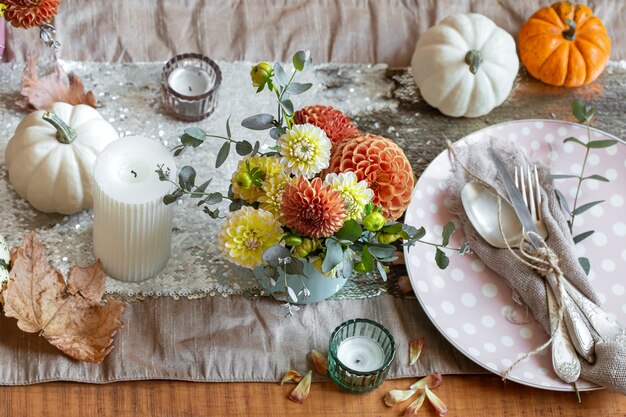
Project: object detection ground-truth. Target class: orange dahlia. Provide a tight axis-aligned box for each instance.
[293,105,361,145]
[3,0,59,29]
[281,177,347,238]
[325,134,414,221]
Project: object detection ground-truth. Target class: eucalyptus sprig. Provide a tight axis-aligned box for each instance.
[550,99,618,274]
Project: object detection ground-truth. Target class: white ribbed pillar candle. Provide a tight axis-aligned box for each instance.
[92,136,176,282]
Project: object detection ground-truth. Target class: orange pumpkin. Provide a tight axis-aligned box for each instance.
[518,2,611,87]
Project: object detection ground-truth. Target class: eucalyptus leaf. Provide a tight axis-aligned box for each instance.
[270,127,286,140]
[225,116,232,139]
[572,200,604,215]
[286,258,305,276]
[274,63,288,87]
[322,238,343,273]
[579,257,591,275]
[441,221,456,246]
[287,286,298,303]
[376,261,388,282]
[435,248,450,269]
[571,99,587,123]
[361,246,374,272]
[241,114,275,130]
[293,51,307,71]
[563,137,586,147]
[173,147,185,157]
[573,230,594,244]
[587,139,618,149]
[411,226,426,241]
[229,199,243,211]
[163,194,178,205]
[554,189,571,214]
[204,192,223,205]
[281,98,294,115]
[341,249,354,279]
[216,142,230,168]
[287,82,312,95]
[367,245,396,259]
[546,173,579,180]
[382,223,403,234]
[263,245,291,267]
[583,174,609,182]
[178,166,196,190]
[235,140,254,156]
[184,126,205,140]
[334,219,362,242]
[252,141,261,156]
[180,133,204,148]
[204,207,220,218]
[190,179,212,198]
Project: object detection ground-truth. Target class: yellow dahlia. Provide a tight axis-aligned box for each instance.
[230,155,283,203]
[323,172,374,222]
[219,207,284,269]
[258,174,290,217]
[281,177,346,238]
[277,124,331,179]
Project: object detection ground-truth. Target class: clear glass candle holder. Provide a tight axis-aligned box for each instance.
[161,53,221,121]
[328,318,396,393]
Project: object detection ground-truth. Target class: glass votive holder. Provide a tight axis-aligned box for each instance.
[328,318,396,393]
[161,53,221,121]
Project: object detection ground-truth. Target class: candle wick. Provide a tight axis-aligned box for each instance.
[188,86,192,92]
[131,170,138,178]
[355,359,361,364]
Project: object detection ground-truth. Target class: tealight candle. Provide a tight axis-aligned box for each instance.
[92,136,176,282]
[328,318,396,393]
[161,53,221,121]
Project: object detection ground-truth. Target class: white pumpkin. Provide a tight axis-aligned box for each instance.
[5,102,119,214]
[411,13,519,118]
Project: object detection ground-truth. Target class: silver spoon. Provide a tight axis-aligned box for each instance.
[461,181,581,383]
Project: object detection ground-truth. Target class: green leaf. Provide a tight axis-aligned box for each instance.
[583,174,610,182]
[573,230,594,244]
[181,129,205,147]
[563,137,587,147]
[376,262,388,282]
[572,200,604,215]
[368,245,396,259]
[190,179,212,198]
[571,99,587,123]
[203,207,220,218]
[281,99,294,115]
[341,248,354,279]
[270,127,286,140]
[262,245,291,267]
[382,223,403,234]
[287,286,298,303]
[173,147,185,157]
[204,192,223,205]
[322,238,343,273]
[241,114,275,130]
[334,219,362,242]
[163,193,178,205]
[216,142,230,168]
[361,246,374,272]
[554,189,570,214]
[184,127,205,140]
[229,199,243,211]
[292,51,307,71]
[225,116,232,139]
[441,221,455,246]
[546,173,579,180]
[252,141,260,156]
[579,257,590,275]
[435,248,450,269]
[178,166,196,190]
[235,140,254,156]
[286,258,305,275]
[287,82,312,95]
[587,139,618,149]
[274,63,288,87]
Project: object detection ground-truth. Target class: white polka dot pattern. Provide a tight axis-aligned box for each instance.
[403,120,626,392]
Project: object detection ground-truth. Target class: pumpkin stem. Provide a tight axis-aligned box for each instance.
[562,18,576,40]
[464,50,483,75]
[42,112,77,144]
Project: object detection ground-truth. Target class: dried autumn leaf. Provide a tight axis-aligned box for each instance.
[404,391,426,416]
[2,232,126,364]
[384,389,416,406]
[288,370,312,404]
[19,54,97,110]
[424,385,448,417]
[410,373,443,391]
[409,337,424,365]
[280,370,303,385]
[393,251,405,265]
[397,275,413,294]
[310,350,328,375]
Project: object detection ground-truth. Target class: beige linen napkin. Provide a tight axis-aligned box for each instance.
[446,138,626,394]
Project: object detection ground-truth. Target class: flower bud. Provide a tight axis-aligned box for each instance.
[363,212,386,232]
[234,171,253,189]
[378,233,400,245]
[292,238,316,258]
[284,235,303,247]
[250,62,273,88]
[353,262,366,273]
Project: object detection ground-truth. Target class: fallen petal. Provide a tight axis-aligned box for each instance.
[410,373,442,390]
[425,385,448,416]
[280,370,303,385]
[289,370,312,404]
[393,251,405,265]
[384,389,416,406]
[409,337,424,365]
[398,275,413,293]
[404,391,426,416]
[310,350,328,375]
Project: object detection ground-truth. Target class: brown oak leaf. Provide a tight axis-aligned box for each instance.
[3,232,126,364]
[19,54,97,109]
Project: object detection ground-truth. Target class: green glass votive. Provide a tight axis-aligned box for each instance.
[328,318,396,393]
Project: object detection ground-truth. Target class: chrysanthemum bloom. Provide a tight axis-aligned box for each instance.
[281,177,346,238]
[323,172,373,222]
[258,174,290,218]
[294,105,361,145]
[324,134,414,221]
[218,207,284,269]
[230,155,283,203]
[277,124,331,179]
[3,0,59,29]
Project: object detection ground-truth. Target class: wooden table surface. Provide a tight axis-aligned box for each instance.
[2,376,625,417]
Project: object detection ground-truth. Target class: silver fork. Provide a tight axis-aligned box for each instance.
[517,165,596,363]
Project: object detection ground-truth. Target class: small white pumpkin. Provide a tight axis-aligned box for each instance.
[411,13,519,118]
[5,102,119,214]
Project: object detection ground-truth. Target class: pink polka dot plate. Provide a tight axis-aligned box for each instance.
[403,119,626,391]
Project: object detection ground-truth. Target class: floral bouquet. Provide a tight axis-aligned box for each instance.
[160,51,457,308]
[1,0,61,48]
